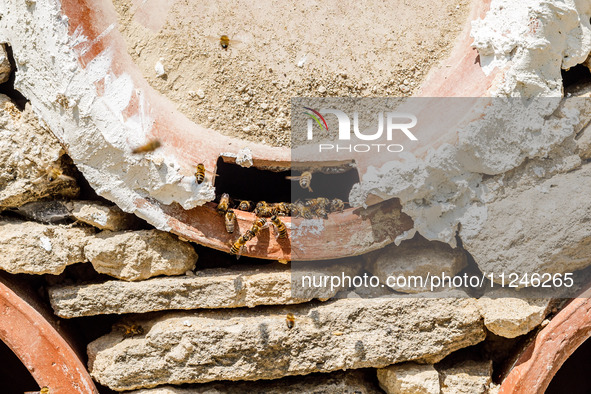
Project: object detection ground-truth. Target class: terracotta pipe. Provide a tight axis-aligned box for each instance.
[18,0,494,260]
[0,274,98,393]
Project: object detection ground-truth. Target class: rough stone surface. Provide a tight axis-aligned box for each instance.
[125,370,382,394]
[463,163,591,282]
[0,219,93,275]
[367,236,467,293]
[0,96,79,209]
[68,200,140,231]
[49,264,351,318]
[577,121,591,160]
[377,363,440,394]
[0,44,10,84]
[88,294,485,390]
[477,290,551,338]
[436,360,494,394]
[84,230,197,281]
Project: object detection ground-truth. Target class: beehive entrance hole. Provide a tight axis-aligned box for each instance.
[0,44,28,110]
[562,63,591,89]
[214,157,360,204]
[546,336,591,393]
[0,339,38,393]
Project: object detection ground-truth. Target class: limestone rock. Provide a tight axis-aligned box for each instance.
[15,200,72,223]
[377,363,440,394]
[477,290,550,338]
[124,370,382,394]
[577,122,591,160]
[68,200,139,231]
[436,360,494,394]
[463,164,591,283]
[84,230,197,281]
[0,219,93,275]
[0,45,10,84]
[367,236,467,293]
[0,96,79,209]
[88,294,485,390]
[49,264,350,318]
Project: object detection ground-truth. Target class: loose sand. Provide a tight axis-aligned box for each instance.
[114,0,471,147]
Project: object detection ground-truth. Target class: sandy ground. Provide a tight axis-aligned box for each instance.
[113,0,470,147]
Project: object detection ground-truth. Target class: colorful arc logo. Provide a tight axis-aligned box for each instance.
[304,107,328,131]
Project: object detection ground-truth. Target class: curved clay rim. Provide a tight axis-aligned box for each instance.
[0,274,98,393]
[51,0,495,260]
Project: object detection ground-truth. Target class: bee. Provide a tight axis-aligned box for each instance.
[254,201,273,217]
[217,193,230,215]
[306,198,330,219]
[332,331,344,336]
[195,163,206,184]
[120,324,144,338]
[287,171,313,192]
[272,202,290,216]
[224,209,236,233]
[230,235,247,256]
[278,259,289,264]
[270,215,287,239]
[330,198,345,212]
[237,200,253,211]
[45,164,75,183]
[132,139,161,154]
[207,35,243,50]
[300,205,314,220]
[25,388,50,394]
[243,217,266,241]
[286,313,295,329]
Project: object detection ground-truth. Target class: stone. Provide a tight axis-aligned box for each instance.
[577,122,591,160]
[15,200,72,223]
[0,45,11,84]
[377,363,440,394]
[463,163,591,283]
[84,230,198,281]
[436,360,494,394]
[49,264,352,318]
[0,219,93,275]
[366,236,467,293]
[477,289,551,338]
[88,294,485,391]
[124,370,382,394]
[67,200,139,231]
[0,96,79,209]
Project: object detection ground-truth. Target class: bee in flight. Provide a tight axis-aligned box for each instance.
[195,163,206,184]
[286,313,295,329]
[270,215,287,239]
[207,35,243,50]
[217,193,231,215]
[287,171,313,192]
[45,164,75,183]
[230,235,247,256]
[132,139,161,154]
[224,209,236,233]
[120,323,144,338]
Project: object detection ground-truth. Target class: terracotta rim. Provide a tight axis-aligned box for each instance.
[0,274,98,393]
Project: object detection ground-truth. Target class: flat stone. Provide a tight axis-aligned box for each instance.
[124,370,382,394]
[476,289,551,338]
[49,264,353,318]
[377,362,440,394]
[0,219,93,275]
[68,200,140,231]
[15,200,72,223]
[0,96,79,209]
[84,230,198,281]
[367,236,467,293]
[436,360,494,394]
[463,163,591,284]
[0,45,11,84]
[88,294,485,391]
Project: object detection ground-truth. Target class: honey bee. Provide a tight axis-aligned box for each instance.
[25,387,50,394]
[132,139,161,154]
[195,163,206,184]
[287,171,313,192]
[120,324,144,338]
[278,259,289,264]
[271,202,290,216]
[254,201,273,217]
[45,164,75,183]
[286,313,295,329]
[270,215,287,239]
[237,200,253,211]
[330,198,345,212]
[307,197,330,219]
[230,235,247,256]
[243,217,266,241]
[224,209,236,233]
[206,35,243,50]
[217,193,230,215]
